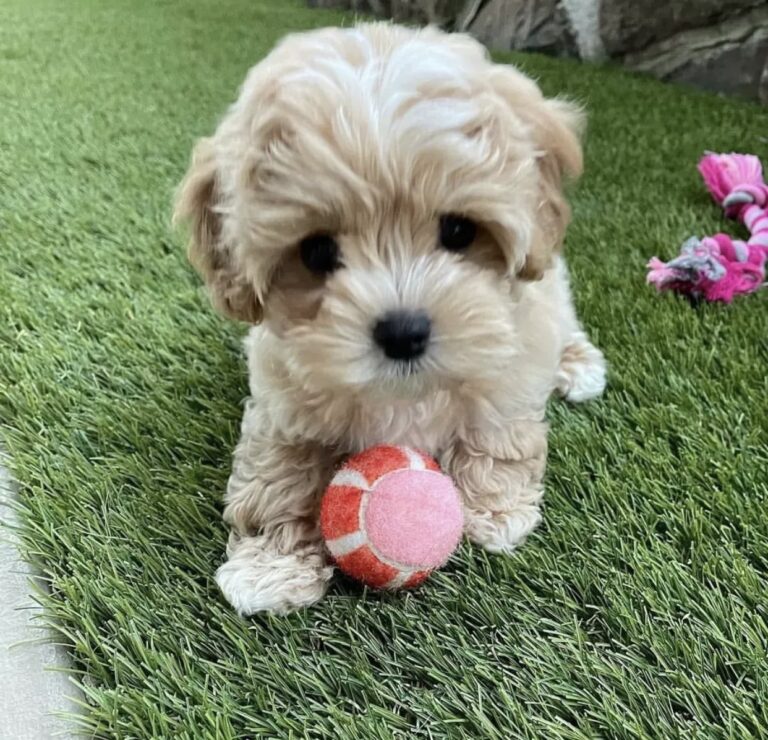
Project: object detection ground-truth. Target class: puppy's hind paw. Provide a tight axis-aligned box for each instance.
[556,335,606,403]
[216,535,333,616]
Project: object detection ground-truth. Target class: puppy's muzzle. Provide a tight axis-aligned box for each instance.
[373,310,431,361]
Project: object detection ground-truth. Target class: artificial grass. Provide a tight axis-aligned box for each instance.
[1,0,768,736]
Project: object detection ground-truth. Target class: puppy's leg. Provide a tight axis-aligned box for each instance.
[551,259,606,403]
[215,412,337,615]
[556,329,607,403]
[443,422,547,553]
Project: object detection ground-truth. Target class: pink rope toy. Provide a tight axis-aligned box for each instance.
[647,152,768,303]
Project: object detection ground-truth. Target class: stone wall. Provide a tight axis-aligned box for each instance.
[308,0,768,103]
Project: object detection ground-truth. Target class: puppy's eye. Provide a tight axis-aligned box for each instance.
[300,234,341,275]
[439,214,477,251]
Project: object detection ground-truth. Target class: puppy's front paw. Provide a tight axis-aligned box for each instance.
[465,504,542,554]
[216,535,333,616]
[444,430,546,555]
[556,334,606,403]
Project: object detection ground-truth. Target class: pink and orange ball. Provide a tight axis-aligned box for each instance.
[320,445,463,590]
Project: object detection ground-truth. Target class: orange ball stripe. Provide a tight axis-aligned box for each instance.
[320,485,363,540]
[336,546,399,589]
[403,571,430,588]
[346,445,409,486]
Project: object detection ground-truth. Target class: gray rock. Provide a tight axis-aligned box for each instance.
[623,5,768,103]
[464,0,576,55]
[306,0,355,9]
[560,0,606,60]
[308,0,575,49]
[307,0,467,24]
[305,0,768,102]
[390,0,468,25]
[599,0,765,56]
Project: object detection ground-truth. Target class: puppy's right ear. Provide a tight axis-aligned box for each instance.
[173,137,262,323]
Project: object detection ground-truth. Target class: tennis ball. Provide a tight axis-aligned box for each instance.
[320,445,463,589]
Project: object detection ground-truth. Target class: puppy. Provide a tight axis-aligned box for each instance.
[174,23,606,615]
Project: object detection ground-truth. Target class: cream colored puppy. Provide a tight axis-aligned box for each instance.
[175,23,606,615]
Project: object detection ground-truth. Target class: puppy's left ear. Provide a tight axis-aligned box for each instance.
[489,67,584,280]
[173,137,263,323]
[522,97,583,280]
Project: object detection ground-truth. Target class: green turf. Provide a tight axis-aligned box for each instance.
[2,0,768,737]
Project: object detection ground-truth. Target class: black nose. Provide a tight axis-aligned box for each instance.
[373,310,431,361]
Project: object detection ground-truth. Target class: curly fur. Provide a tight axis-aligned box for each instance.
[174,22,606,615]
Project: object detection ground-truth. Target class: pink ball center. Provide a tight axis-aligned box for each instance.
[364,469,463,569]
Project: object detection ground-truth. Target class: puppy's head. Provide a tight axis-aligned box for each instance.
[174,24,582,396]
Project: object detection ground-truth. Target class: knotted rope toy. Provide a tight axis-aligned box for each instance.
[647,153,768,303]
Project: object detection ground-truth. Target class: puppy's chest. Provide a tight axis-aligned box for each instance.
[290,389,465,456]
[346,394,461,454]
